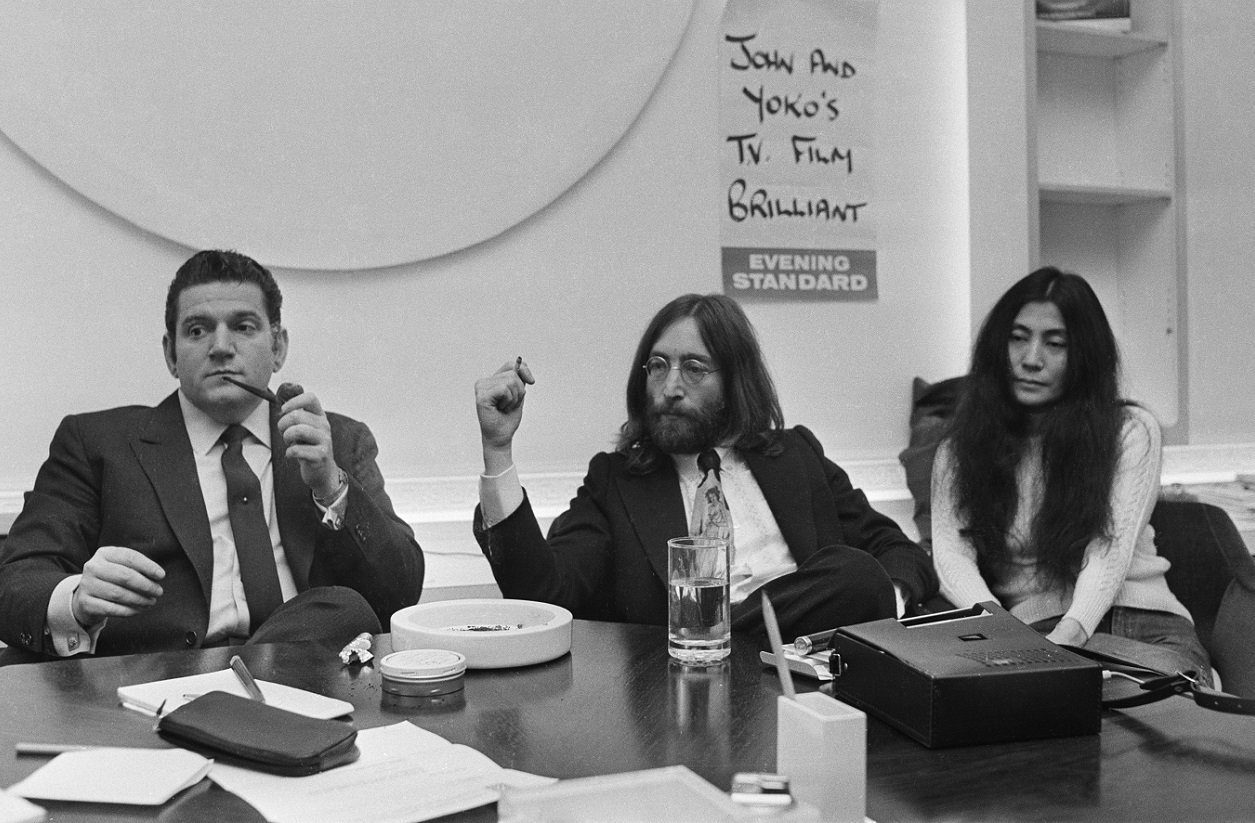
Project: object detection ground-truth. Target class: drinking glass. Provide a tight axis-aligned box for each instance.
[667,536,731,665]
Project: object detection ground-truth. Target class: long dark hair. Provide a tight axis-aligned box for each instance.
[948,267,1125,586]
[616,294,784,473]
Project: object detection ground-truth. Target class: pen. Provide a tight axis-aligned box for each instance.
[762,593,796,699]
[230,655,266,703]
[794,629,837,655]
[16,743,99,756]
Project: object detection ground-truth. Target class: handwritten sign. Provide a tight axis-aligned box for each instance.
[719,0,877,302]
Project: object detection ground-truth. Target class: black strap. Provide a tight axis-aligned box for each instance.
[1062,644,1255,716]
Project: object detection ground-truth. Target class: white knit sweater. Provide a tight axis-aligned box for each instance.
[931,405,1191,638]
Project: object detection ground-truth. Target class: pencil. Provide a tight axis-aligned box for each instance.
[762,593,796,699]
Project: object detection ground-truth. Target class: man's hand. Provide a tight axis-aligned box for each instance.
[276,385,342,499]
[72,546,166,627]
[1045,616,1088,647]
[475,358,535,475]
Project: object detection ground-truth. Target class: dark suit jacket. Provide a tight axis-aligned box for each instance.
[0,392,423,656]
[474,426,937,625]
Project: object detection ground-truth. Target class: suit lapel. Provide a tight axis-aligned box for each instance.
[133,393,215,605]
[617,459,689,586]
[272,411,315,590]
[741,437,819,563]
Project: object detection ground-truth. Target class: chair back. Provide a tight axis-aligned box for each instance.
[1151,499,1255,694]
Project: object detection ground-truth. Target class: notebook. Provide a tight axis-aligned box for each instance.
[9,748,210,805]
[117,668,353,719]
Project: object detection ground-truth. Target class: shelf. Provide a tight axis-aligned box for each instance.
[1038,182,1172,205]
[1030,2,1181,427]
[1036,21,1166,58]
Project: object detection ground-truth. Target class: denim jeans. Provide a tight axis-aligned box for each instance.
[1032,606,1213,688]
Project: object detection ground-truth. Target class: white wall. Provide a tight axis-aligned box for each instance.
[1179,1,1255,446]
[0,1,973,510]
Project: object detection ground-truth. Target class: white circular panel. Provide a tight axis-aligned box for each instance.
[0,2,693,270]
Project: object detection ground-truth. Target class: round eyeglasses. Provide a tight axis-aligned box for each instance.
[642,356,719,386]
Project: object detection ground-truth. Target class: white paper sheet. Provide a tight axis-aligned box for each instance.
[0,790,46,823]
[208,722,554,823]
[8,748,211,805]
[116,668,353,719]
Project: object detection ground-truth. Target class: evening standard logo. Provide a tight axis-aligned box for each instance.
[721,247,876,302]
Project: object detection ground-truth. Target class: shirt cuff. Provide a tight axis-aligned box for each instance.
[892,582,908,619]
[314,482,349,530]
[46,575,104,656]
[479,464,525,528]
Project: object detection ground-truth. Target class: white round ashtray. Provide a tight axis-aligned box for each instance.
[390,599,573,669]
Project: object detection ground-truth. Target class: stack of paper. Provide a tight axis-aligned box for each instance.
[208,722,554,823]
[8,748,211,806]
[497,766,819,822]
[117,668,353,719]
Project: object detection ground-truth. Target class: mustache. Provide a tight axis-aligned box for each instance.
[649,402,718,425]
[645,397,729,455]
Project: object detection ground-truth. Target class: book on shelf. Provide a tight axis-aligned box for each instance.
[1045,16,1132,34]
[1037,0,1131,30]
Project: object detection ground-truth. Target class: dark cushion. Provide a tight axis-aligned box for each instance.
[1212,577,1255,695]
[897,376,965,551]
[1151,499,1255,693]
[1150,500,1242,647]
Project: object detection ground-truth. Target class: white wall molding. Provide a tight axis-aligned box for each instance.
[5,443,1255,535]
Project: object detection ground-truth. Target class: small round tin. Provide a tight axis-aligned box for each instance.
[380,649,467,697]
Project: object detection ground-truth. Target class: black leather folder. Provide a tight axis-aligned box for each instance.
[158,691,360,775]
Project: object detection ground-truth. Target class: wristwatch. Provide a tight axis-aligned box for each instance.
[313,467,349,507]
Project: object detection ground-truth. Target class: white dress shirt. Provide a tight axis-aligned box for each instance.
[672,448,797,604]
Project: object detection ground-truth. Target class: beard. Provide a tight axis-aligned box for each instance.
[646,396,728,455]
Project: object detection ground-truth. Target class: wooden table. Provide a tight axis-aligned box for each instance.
[2,621,1253,821]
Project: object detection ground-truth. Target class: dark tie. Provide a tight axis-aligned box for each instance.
[689,449,734,550]
[220,424,283,630]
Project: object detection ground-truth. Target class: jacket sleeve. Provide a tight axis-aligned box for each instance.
[310,416,424,624]
[473,453,618,618]
[797,426,939,607]
[0,414,101,653]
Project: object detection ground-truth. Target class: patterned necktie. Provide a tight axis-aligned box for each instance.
[689,448,734,551]
[220,424,283,630]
